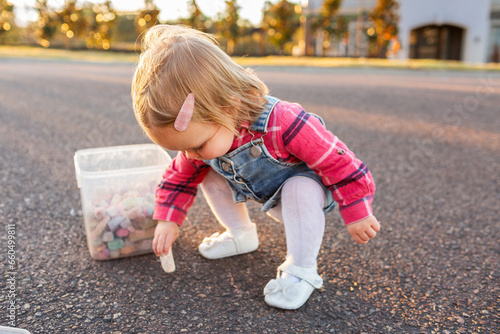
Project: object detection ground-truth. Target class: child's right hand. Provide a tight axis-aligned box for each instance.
[346,215,380,244]
[152,220,179,256]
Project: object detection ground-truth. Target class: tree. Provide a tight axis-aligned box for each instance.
[368,0,399,58]
[320,0,342,28]
[216,0,240,55]
[178,0,214,33]
[311,0,343,56]
[55,0,87,48]
[111,13,136,43]
[185,0,207,31]
[262,0,299,53]
[334,15,350,56]
[0,0,14,43]
[86,1,116,50]
[135,0,159,37]
[34,0,57,47]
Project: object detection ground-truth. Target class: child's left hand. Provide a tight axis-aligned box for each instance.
[346,216,380,244]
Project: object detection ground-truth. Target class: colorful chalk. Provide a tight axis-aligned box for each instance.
[85,183,159,260]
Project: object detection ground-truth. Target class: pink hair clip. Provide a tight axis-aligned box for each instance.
[174,93,195,131]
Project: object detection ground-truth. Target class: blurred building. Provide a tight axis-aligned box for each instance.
[300,0,500,63]
[489,0,500,62]
[397,0,497,63]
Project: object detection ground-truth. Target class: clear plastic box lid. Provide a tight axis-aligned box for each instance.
[74,144,171,188]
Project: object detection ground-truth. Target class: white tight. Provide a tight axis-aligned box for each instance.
[200,169,326,268]
[199,169,253,231]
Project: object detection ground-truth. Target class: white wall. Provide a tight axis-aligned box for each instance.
[397,0,491,63]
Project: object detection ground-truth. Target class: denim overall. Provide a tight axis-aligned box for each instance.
[203,96,335,214]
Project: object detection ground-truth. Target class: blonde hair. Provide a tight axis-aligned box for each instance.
[131,25,269,133]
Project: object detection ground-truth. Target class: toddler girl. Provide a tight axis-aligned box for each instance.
[131,25,380,310]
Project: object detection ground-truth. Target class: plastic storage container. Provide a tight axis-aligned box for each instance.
[74,144,171,260]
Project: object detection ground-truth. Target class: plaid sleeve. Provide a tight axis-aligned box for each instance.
[152,152,211,226]
[275,103,376,225]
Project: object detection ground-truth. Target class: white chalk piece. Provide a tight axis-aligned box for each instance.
[160,249,176,273]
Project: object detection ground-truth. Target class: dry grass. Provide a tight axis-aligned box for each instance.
[1,45,499,71]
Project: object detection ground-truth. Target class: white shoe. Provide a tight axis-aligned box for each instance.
[264,259,323,310]
[198,223,259,259]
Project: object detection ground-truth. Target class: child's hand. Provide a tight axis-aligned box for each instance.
[152,220,179,256]
[346,216,380,244]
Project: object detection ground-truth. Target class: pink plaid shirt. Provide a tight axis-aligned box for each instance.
[153,100,375,226]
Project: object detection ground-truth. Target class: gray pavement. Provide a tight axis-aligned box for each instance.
[0,59,499,333]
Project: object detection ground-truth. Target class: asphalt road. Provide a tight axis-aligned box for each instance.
[0,59,499,334]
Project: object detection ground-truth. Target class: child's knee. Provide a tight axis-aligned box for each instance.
[201,169,232,195]
[282,176,326,206]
